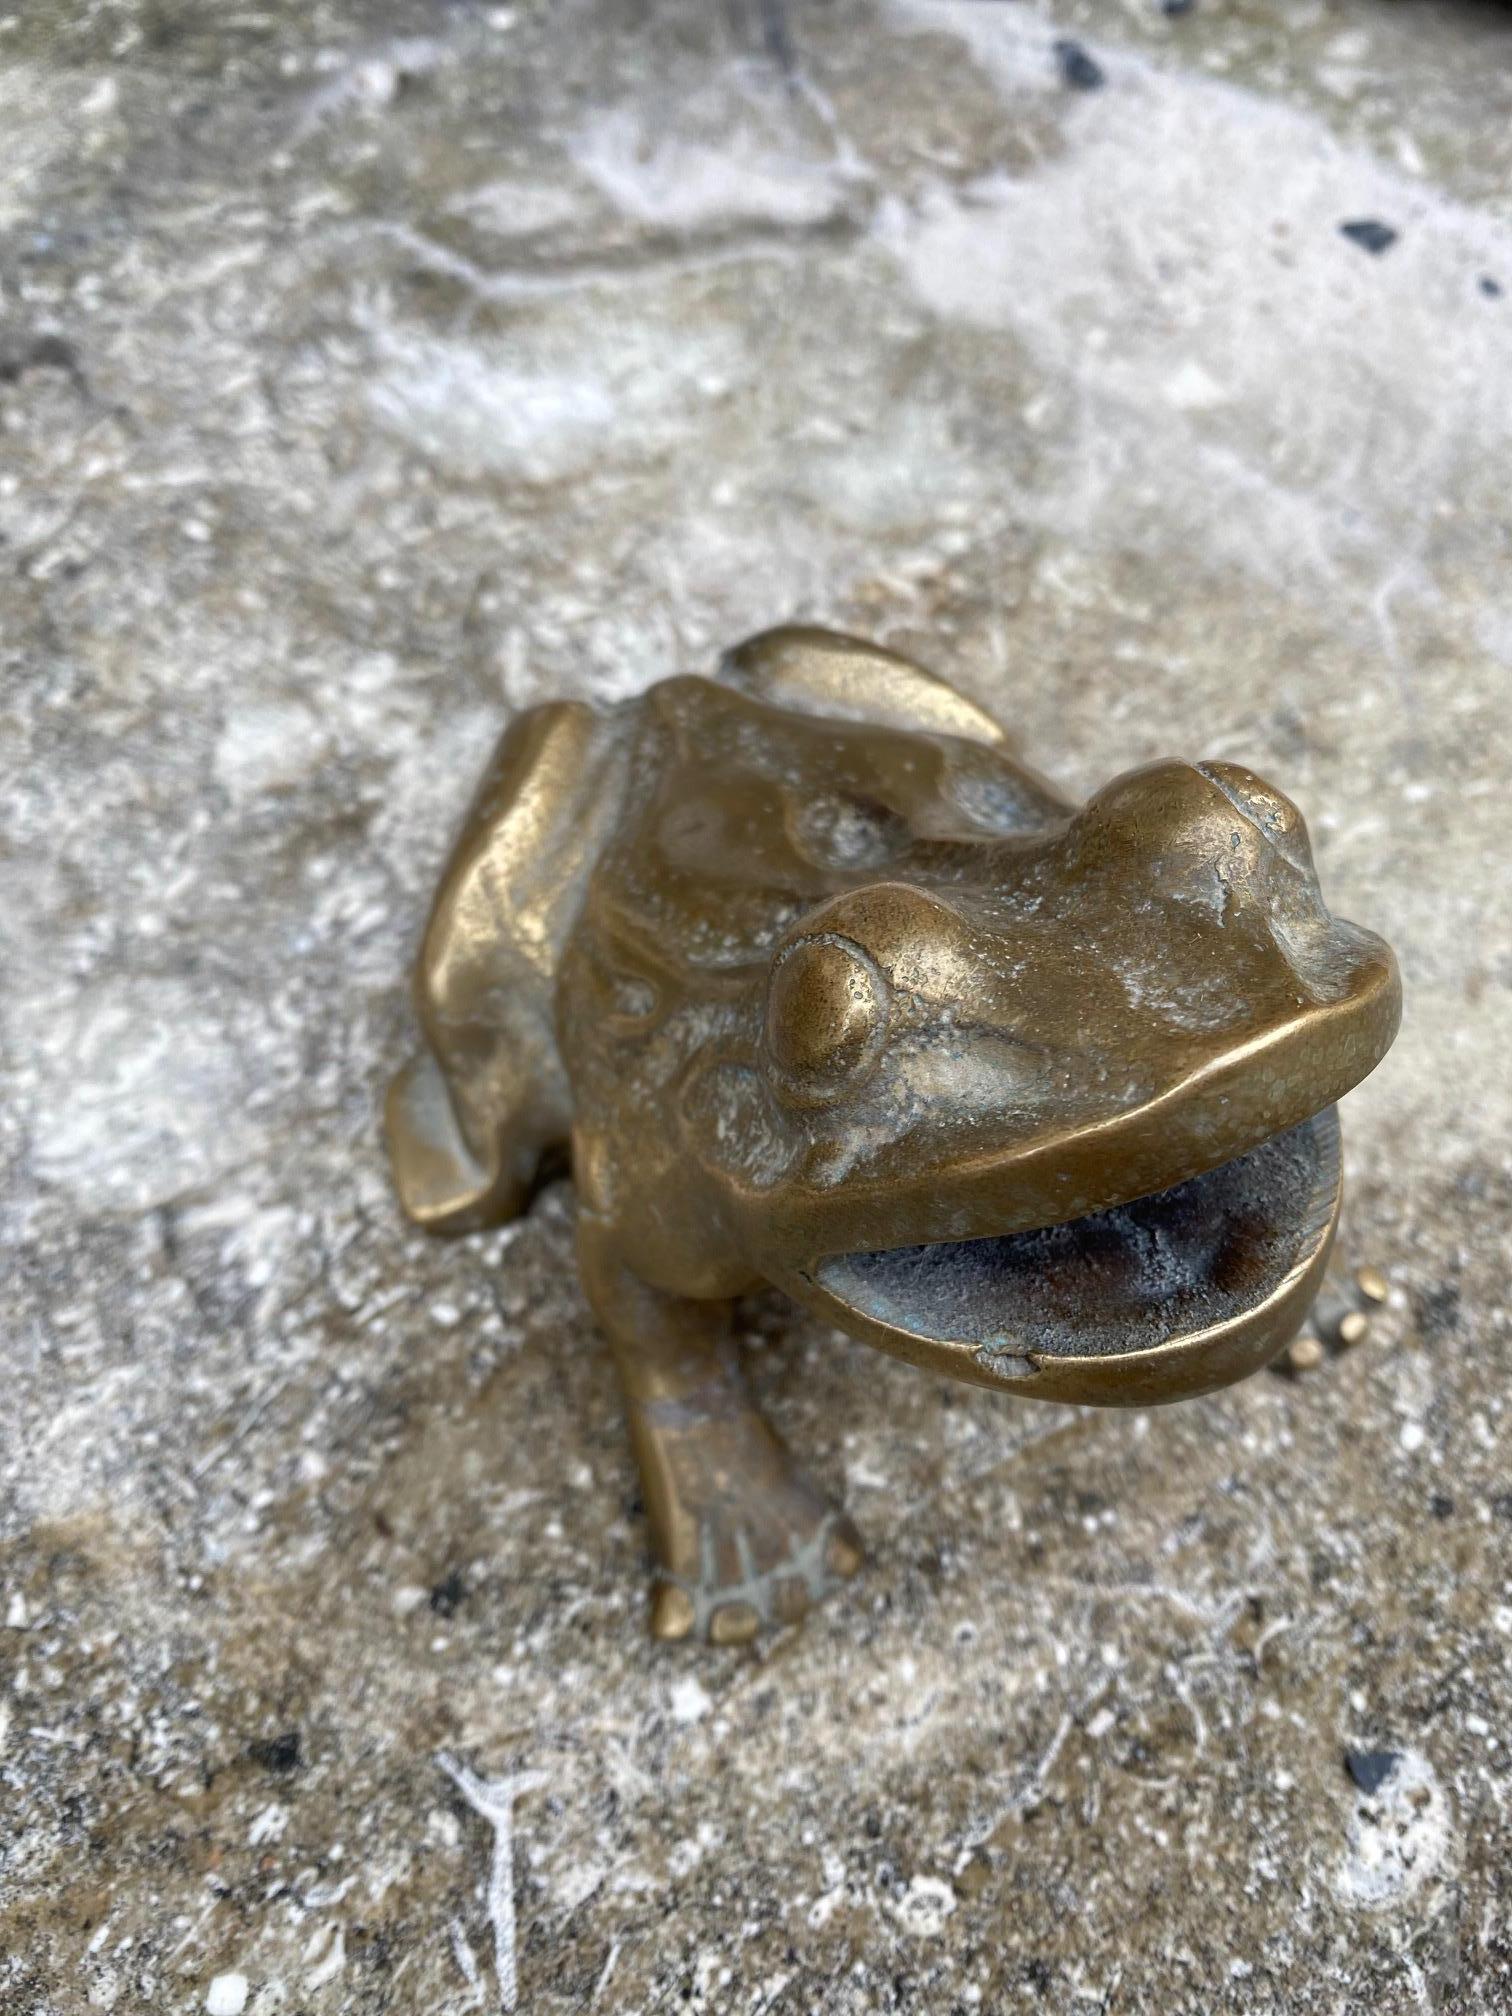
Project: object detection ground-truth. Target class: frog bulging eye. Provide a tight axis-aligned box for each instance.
[765,934,889,1104]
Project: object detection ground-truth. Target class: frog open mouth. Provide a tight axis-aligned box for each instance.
[805,1108,1340,1406]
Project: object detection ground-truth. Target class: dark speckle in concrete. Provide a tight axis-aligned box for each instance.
[1416,1281,1462,1339]
[1345,1749,1403,1796]
[248,1729,304,1775]
[429,1568,468,1615]
[0,330,84,388]
[1054,38,1106,91]
[1340,219,1399,256]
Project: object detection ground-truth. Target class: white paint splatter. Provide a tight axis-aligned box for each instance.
[890,1874,957,1937]
[450,1917,485,2003]
[443,177,585,239]
[297,37,450,134]
[669,1676,711,1724]
[1335,1750,1454,1910]
[23,976,258,1213]
[302,1922,346,1989]
[204,1976,249,2016]
[367,317,744,486]
[572,106,849,231]
[437,1752,546,2013]
[214,697,331,799]
[884,0,1512,617]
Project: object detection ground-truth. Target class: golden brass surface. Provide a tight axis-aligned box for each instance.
[387,626,1400,1642]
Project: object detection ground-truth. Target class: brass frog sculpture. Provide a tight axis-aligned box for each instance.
[387,627,1399,1644]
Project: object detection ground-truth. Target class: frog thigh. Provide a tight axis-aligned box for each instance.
[720,624,1008,747]
[388,698,627,1233]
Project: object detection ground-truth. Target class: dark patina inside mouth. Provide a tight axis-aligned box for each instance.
[811,1109,1339,1374]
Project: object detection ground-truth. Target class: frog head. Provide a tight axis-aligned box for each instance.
[721,756,1398,1405]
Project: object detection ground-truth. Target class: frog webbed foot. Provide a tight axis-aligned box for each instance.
[649,1476,864,1647]
[576,1222,865,1645]
[1278,1258,1390,1377]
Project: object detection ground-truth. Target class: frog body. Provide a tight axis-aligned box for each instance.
[388,627,1398,1642]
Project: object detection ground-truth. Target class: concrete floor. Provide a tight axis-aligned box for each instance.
[3,1,1511,2009]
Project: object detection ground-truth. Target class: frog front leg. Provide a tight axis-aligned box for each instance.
[576,1213,863,1644]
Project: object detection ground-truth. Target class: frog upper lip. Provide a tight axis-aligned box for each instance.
[748,931,1398,1270]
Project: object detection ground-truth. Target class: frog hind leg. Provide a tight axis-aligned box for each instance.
[720,624,1074,828]
[720,623,1010,746]
[386,1044,550,1233]
[388,699,626,1234]
[578,1212,863,1643]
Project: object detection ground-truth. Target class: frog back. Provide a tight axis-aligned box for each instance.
[577,644,1070,993]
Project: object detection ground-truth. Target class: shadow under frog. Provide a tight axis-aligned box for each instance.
[386,627,1399,1644]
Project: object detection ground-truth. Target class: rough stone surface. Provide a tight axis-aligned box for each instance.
[3,2,1510,2010]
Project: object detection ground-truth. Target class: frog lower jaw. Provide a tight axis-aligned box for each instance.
[792,1107,1341,1407]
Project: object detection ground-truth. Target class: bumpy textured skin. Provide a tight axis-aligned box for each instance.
[387,627,1399,1642]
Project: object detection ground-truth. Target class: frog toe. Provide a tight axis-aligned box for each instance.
[707,1600,762,1646]
[823,1514,865,1581]
[651,1509,866,1645]
[649,1581,697,1642]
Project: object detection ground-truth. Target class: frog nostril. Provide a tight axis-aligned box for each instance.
[1196,761,1313,874]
